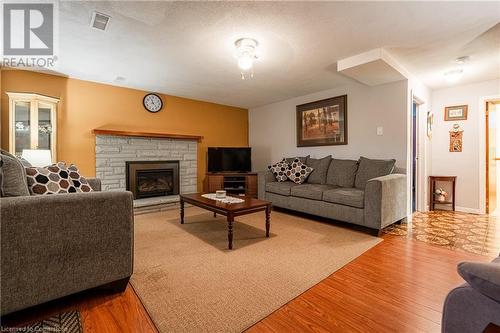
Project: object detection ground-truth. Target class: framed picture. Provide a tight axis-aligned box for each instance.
[445,105,468,121]
[296,95,347,147]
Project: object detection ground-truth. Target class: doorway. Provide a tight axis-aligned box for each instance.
[486,100,500,214]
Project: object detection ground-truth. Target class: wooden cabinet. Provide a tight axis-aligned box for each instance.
[207,175,224,193]
[204,173,258,198]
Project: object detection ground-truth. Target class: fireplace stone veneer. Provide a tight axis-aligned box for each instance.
[95,135,197,194]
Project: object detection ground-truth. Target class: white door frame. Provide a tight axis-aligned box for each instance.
[412,95,427,212]
[479,94,500,214]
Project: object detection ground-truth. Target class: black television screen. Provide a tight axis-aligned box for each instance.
[208,147,251,173]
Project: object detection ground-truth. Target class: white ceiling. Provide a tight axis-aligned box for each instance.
[47,1,500,108]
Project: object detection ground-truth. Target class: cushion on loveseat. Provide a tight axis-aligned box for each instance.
[290,184,336,200]
[326,159,359,188]
[323,188,365,208]
[265,181,299,196]
[458,258,500,303]
[0,150,30,197]
[355,156,396,189]
[305,156,331,184]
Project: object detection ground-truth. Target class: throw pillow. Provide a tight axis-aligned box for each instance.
[67,164,94,192]
[0,149,30,197]
[284,155,309,165]
[268,159,290,182]
[354,156,396,189]
[26,162,78,195]
[326,159,359,188]
[305,156,332,184]
[286,158,313,184]
[458,261,500,303]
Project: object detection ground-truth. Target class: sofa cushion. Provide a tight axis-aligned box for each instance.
[0,150,30,197]
[284,156,309,164]
[268,159,290,182]
[26,162,79,195]
[265,181,299,196]
[458,260,500,303]
[290,184,336,201]
[305,156,332,184]
[355,156,396,189]
[68,164,94,192]
[326,159,359,188]
[323,188,365,208]
[286,158,313,184]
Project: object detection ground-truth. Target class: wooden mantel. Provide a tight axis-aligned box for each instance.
[92,127,203,141]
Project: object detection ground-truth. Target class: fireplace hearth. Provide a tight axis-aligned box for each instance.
[126,161,179,199]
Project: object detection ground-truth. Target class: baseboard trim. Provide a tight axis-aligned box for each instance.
[455,206,481,214]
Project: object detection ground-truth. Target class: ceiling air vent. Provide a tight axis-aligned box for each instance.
[91,11,111,31]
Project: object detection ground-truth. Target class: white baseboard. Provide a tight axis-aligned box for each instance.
[418,205,480,214]
[455,206,481,214]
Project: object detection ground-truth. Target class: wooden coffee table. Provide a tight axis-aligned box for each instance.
[179,193,272,249]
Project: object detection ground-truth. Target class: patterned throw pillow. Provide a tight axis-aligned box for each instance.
[25,162,78,195]
[286,158,314,184]
[67,164,93,192]
[268,159,290,182]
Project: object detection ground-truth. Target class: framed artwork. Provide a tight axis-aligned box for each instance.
[296,95,347,147]
[449,124,463,152]
[445,105,468,121]
[427,111,433,138]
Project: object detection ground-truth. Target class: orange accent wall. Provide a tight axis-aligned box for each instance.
[1,69,248,191]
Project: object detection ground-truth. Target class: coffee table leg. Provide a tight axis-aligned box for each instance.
[265,205,271,237]
[180,198,184,224]
[227,213,234,250]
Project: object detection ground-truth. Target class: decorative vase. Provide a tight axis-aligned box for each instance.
[437,194,446,202]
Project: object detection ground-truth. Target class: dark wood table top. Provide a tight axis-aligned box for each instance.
[180,193,271,213]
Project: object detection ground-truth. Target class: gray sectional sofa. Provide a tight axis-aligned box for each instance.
[0,151,134,315]
[258,156,407,234]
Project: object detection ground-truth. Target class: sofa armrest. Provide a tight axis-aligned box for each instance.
[364,173,407,230]
[258,170,276,200]
[0,191,134,315]
[87,177,101,191]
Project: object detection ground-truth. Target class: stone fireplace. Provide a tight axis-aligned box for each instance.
[95,133,198,196]
[126,160,180,199]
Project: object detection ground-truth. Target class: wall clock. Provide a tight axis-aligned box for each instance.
[143,93,163,113]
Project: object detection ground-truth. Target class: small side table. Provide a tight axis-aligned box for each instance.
[429,176,456,211]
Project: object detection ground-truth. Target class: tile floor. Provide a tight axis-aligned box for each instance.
[384,210,500,256]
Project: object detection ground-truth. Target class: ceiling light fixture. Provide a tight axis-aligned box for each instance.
[235,38,258,80]
[444,69,463,83]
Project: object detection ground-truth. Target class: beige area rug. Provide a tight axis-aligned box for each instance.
[131,206,382,333]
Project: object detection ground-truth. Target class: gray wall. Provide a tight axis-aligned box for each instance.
[249,80,408,171]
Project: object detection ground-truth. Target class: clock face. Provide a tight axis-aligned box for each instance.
[143,93,163,113]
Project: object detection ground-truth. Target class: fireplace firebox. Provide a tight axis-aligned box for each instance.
[126,161,179,199]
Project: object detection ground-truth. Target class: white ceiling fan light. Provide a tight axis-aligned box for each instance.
[235,38,259,80]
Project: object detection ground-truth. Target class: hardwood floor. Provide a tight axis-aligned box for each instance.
[1,285,157,333]
[1,212,495,333]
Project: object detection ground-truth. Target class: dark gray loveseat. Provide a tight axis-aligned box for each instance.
[0,151,134,316]
[442,255,500,332]
[258,156,407,234]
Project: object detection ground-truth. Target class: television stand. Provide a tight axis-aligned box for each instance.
[204,172,257,198]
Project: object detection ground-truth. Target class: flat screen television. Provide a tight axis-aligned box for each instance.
[207,147,251,173]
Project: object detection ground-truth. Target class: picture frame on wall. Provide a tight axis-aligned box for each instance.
[296,95,347,147]
[445,105,468,121]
